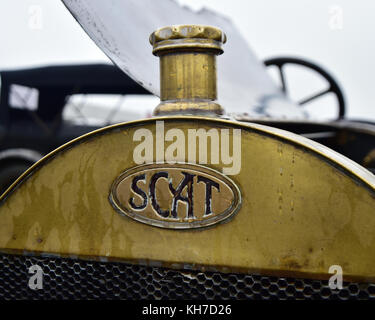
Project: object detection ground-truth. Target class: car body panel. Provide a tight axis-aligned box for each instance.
[1,116,375,282]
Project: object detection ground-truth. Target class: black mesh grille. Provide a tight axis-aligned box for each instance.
[0,253,374,300]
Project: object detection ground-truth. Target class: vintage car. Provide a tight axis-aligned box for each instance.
[0,25,375,299]
[0,64,149,193]
[1,21,375,301]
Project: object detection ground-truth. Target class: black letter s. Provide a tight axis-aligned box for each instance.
[129,174,147,210]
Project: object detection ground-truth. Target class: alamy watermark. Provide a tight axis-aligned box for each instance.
[329,5,344,30]
[328,265,343,290]
[28,264,43,290]
[28,5,43,30]
[132,121,242,175]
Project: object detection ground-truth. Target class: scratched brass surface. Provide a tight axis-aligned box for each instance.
[150,25,225,116]
[159,53,217,101]
[1,117,375,281]
[149,25,226,52]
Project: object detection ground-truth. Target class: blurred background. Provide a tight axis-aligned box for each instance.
[0,0,374,120]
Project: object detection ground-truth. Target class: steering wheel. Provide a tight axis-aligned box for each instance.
[264,57,346,119]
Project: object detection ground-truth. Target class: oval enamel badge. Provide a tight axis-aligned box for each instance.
[109,163,241,229]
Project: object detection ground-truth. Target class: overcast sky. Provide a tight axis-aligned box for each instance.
[0,0,374,120]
